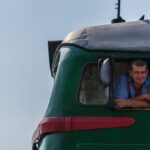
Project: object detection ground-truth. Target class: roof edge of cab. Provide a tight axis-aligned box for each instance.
[62,20,150,51]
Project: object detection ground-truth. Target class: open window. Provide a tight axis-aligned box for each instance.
[113,58,150,110]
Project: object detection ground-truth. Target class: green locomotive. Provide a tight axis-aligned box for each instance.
[32,19,150,150]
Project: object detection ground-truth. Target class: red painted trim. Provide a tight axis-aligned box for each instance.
[32,116,135,145]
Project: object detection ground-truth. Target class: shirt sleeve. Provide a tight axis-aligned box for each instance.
[143,76,150,94]
[114,74,129,99]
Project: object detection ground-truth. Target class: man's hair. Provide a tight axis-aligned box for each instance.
[129,59,148,70]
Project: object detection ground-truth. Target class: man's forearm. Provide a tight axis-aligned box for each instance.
[131,95,145,101]
[128,99,150,108]
[131,94,150,101]
[115,98,150,109]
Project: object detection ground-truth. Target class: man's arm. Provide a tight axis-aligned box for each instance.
[114,74,150,109]
[115,98,150,109]
[142,94,150,101]
[130,94,150,101]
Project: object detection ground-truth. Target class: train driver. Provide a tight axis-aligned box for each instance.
[114,59,150,109]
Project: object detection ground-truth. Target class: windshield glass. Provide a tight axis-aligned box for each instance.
[79,64,109,105]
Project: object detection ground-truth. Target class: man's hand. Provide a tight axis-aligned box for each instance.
[143,94,150,101]
[114,99,128,108]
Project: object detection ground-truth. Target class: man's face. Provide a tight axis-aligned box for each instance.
[129,64,148,86]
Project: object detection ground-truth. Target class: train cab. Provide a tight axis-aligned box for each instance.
[32,20,150,150]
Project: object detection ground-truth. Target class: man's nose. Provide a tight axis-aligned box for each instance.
[138,73,143,78]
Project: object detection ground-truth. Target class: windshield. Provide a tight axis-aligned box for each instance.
[79,64,109,105]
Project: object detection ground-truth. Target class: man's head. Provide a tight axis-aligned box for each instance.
[129,59,149,87]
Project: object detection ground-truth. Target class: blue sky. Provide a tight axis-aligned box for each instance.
[1,0,150,150]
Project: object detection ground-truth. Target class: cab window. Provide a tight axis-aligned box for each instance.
[79,64,109,105]
[113,58,150,109]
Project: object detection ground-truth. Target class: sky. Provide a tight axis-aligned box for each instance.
[1,0,150,150]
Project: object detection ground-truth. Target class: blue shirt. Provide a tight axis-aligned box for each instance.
[115,74,150,99]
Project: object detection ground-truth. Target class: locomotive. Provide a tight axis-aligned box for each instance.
[32,1,150,150]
